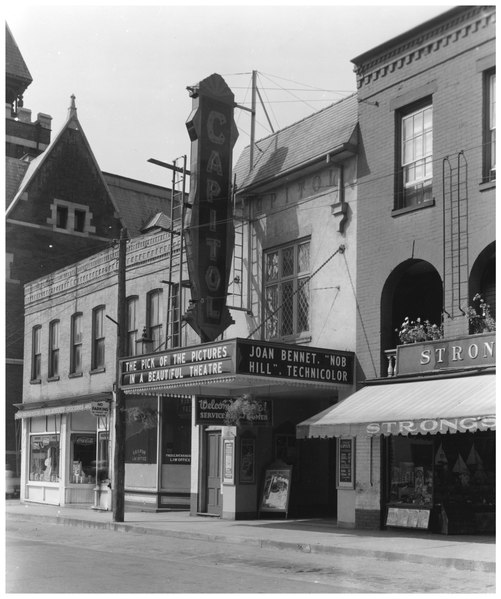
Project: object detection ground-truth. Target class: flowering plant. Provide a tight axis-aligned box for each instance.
[224,394,260,426]
[464,294,496,333]
[396,317,443,345]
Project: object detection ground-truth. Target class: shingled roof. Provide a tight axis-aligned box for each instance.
[103,173,171,237]
[6,24,32,92]
[234,93,358,193]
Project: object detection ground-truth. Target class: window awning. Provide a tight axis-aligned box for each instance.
[297,374,496,438]
[14,393,112,419]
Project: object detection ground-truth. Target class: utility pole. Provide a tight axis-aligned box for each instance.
[113,227,128,523]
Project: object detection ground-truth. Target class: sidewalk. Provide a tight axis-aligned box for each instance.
[6,500,495,573]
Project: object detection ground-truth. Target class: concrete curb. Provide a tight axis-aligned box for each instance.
[8,511,495,573]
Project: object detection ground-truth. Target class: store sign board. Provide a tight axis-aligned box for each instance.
[195,397,272,426]
[397,333,495,375]
[366,415,496,436]
[119,339,355,389]
[184,73,238,341]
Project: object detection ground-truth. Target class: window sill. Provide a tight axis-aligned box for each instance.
[90,367,106,375]
[479,179,496,192]
[269,334,312,345]
[48,376,60,382]
[30,379,41,385]
[392,199,435,217]
[69,372,83,379]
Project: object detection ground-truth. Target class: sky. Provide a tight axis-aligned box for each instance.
[5,2,454,188]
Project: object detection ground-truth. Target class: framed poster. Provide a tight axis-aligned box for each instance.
[259,466,292,518]
[337,437,355,489]
[223,438,235,484]
[239,437,255,484]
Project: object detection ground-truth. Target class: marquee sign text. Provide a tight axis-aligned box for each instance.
[119,339,354,389]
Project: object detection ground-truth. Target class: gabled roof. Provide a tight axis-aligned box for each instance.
[6,24,32,88]
[103,173,172,237]
[140,211,172,234]
[5,96,124,228]
[5,156,30,209]
[234,93,358,193]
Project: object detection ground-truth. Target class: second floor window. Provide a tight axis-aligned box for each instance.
[264,240,310,340]
[48,320,59,378]
[147,290,163,351]
[397,103,433,209]
[92,307,105,370]
[484,70,496,182]
[127,297,138,357]
[31,326,41,381]
[71,313,83,374]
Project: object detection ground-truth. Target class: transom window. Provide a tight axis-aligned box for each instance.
[264,240,310,340]
[398,103,433,209]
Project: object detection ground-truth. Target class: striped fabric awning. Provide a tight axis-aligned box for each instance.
[297,374,495,438]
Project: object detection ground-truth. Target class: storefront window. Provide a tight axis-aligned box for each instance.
[70,433,97,484]
[387,436,434,507]
[125,397,158,464]
[29,434,60,482]
[162,398,191,465]
[434,431,495,508]
[94,431,109,482]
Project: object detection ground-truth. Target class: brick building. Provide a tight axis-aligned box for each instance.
[6,24,171,481]
[298,6,495,534]
[17,79,359,518]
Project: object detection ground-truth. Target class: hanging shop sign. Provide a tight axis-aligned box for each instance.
[397,333,495,376]
[90,401,109,417]
[119,338,354,389]
[184,73,239,342]
[195,397,272,426]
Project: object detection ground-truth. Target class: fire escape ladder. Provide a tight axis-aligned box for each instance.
[227,180,252,314]
[165,156,189,349]
[442,152,469,321]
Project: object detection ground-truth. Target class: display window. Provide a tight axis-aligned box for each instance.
[433,431,495,509]
[70,433,97,483]
[29,434,60,482]
[125,397,158,464]
[386,431,495,512]
[162,398,191,465]
[96,431,110,482]
[387,436,434,507]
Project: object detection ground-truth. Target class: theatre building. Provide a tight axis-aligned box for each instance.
[17,76,359,519]
[298,6,496,534]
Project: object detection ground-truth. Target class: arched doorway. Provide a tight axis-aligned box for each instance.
[380,260,443,374]
[469,242,496,322]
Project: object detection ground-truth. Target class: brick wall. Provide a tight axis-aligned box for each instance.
[354,7,496,381]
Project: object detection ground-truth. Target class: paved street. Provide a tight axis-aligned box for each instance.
[6,516,495,593]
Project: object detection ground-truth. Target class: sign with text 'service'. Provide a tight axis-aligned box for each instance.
[184,74,238,341]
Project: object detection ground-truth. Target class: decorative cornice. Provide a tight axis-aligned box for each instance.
[25,231,176,306]
[353,6,496,90]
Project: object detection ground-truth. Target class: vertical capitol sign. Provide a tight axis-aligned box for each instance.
[184,74,239,341]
